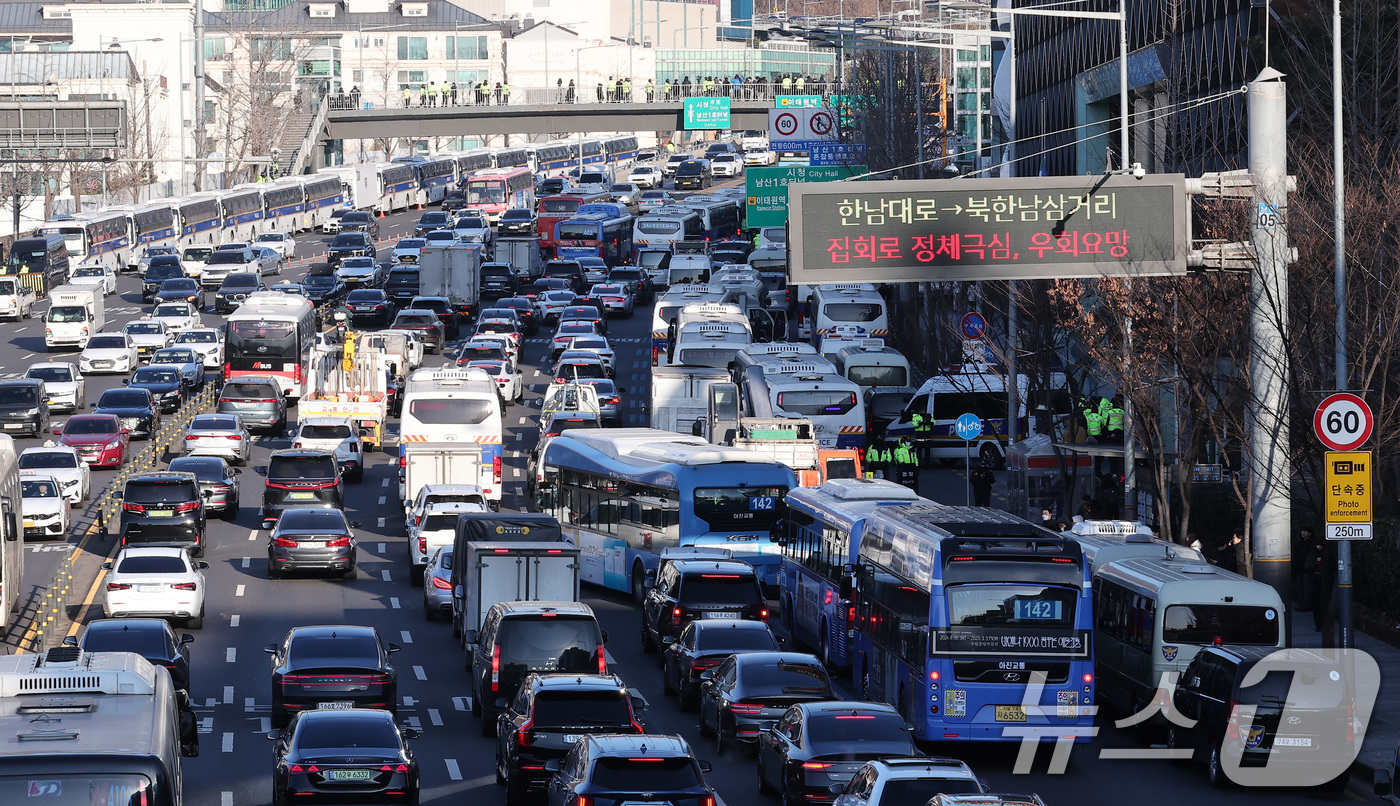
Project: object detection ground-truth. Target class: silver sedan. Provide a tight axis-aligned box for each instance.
[181,413,252,465]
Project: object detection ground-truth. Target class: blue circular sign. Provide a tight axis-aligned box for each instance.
[961,312,986,341]
[954,413,985,441]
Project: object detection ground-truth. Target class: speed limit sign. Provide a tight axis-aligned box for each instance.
[1314,392,1373,452]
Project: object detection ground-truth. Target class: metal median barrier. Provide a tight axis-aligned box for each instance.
[19,381,220,654]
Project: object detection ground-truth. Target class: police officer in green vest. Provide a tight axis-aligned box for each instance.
[645,79,655,102]
[1084,406,1104,442]
[911,410,933,462]
[501,82,511,105]
[703,76,715,96]
[605,77,616,102]
[894,439,920,493]
[418,84,427,106]
[622,77,632,101]
[794,74,806,93]
[864,443,882,479]
[662,79,671,101]
[781,74,793,94]
[1097,395,1113,425]
[402,85,411,107]
[439,82,448,106]
[1106,395,1125,441]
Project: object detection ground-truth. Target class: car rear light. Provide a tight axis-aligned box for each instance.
[729,704,763,715]
[1226,700,1241,739]
[399,454,407,470]
[672,607,682,618]
[493,455,502,485]
[381,764,410,774]
[802,762,833,770]
[759,608,769,620]
[692,658,721,671]
[431,575,452,590]
[417,536,426,556]
[576,797,590,806]
[273,536,298,548]
[491,645,500,693]
[122,503,146,515]
[518,718,534,748]
[266,480,339,491]
[327,536,351,548]
[106,583,131,591]
[293,363,303,386]
[597,644,607,674]
[173,501,200,513]
[171,582,197,591]
[227,434,242,441]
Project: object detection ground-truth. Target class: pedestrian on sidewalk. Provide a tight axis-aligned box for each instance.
[450,82,458,105]
[1216,530,1246,574]
[970,460,994,507]
[646,79,655,102]
[596,82,604,103]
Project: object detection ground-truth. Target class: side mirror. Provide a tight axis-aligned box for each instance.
[775,635,787,644]
[760,721,777,733]
[232,468,241,475]
[699,669,715,682]
[121,380,128,386]
[181,633,195,644]
[462,630,478,645]
[698,760,713,773]
[101,561,112,570]
[266,729,282,741]
[61,636,77,647]
[350,521,362,529]
[1377,769,1394,798]
[543,759,561,773]
[453,584,464,598]
[401,727,421,740]
[386,643,403,653]
[195,561,209,570]
[263,643,278,654]
[600,629,609,644]
[828,784,847,795]
[202,489,213,499]
[630,695,647,712]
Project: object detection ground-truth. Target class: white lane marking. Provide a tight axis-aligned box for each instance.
[403,696,416,707]
[247,528,258,541]
[221,792,233,806]
[400,630,413,644]
[205,698,216,708]
[223,686,234,704]
[453,696,470,711]
[390,597,401,609]
[378,542,386,554]
[413,665,426,681]
[226,647,236,663]
[231,614,240,627]
[381,569,392,582]
[378,496,387,505]
[240,557,250,569]
[605,649,617,665]
[260,717,271,733]
[199,716,213,734]
[378,517,386,528]
[428,708,443,726]
[245,697,256,711]
[382,478,390,487]
[21,354,32,360]
[221,732,234,753]
[445,759,462,781]
[235,584,245,597]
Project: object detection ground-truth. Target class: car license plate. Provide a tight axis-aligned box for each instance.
[94,361,111,368]
[704,612,740,619]
[1275,737,1313,747]
[995,706,1027,722]
[326,769,373,781]
[138,584,162,592]
[287,492,318,501]
[22,520,33,528]
[2,424,21,430]
[148,510,172,518]
[319,701,355,710]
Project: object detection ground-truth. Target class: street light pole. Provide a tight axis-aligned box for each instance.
[194,0,205,191]
[575,42,608,168]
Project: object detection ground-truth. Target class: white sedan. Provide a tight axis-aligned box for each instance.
[20,470,70,539]
[150,302,203,333]
[173,328,225,369]
[254,231,297,259]
[19,445,90,503]
[69,264,118,295]
[24,362,84,411]
[101,546,208,628]
[78,333,140,375]
[465,359,523,404]
[743,148,777,166]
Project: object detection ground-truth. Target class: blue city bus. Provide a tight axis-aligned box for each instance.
[778,479,927,673]
[534,428,795,600]
[554,203,635,266]
[851,505,1096,743]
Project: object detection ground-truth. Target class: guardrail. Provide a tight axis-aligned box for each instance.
[20,381,220,654]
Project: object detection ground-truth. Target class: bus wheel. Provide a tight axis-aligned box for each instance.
[631,562,648,605]
[818,622,833,670]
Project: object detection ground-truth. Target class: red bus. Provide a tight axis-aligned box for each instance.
[537,190,610,257]
[465,167,535,224]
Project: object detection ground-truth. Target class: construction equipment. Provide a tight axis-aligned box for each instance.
[300,319,391,450]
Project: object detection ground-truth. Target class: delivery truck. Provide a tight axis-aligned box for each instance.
[44,284,103,350]
[419,243,483,323]
[494,236,544,280]
[399,440,487,515]
[453,539,580,648]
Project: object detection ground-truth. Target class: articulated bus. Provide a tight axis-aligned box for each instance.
[852,505,1096,743]
[534,429,796,596]
[39,211,131,271]
[554,203,634,265]
[538,191,610,256]
[223,292,318,400]
[466,166,535,223]
[778,479,926,671]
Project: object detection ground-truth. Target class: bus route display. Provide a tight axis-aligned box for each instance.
[789,174,1187,283]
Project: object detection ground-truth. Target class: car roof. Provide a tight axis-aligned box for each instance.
[0,378,42,388]
[523,673,628,694]
[116,546,189,559]
[669,559,757,576]
[83,617,170,635]
[269,449,334,459]
[584,733,690,758]
[19,470,59,482]
[289,624,378,640]
[493,600,595,617]
[126,471,198,484]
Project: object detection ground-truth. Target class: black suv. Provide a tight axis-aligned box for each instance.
[214,272,265,314]
[464,601,608,736]
[0,378,50,437]
[542,260,585,293]
[259,450,344,529]
[544,734,715,806]
[384,267,422,304]
[337,210,380,239]
[413,210,452,237]
[1169,645,1353,790]
[674,160,711,191]
[327,233,376,266]
[142,258,186,303]
[641,559,767,652]
[480,263,517,298]
[496,674,645,804]
[119,471,208,556]
[77,618,194,694]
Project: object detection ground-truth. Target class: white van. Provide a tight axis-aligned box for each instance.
[650,365,731,433]
[806,284,888,344]
[45,285,103,350]
[1069,520,1205,574]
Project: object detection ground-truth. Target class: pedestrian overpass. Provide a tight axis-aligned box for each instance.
[322,99,776,140]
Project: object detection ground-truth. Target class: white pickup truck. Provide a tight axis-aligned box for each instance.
[0,277,36,321]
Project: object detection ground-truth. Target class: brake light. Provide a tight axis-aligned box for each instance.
[802,762,833,770]
[327,536,351,548]
[493,455,502,484]
[171,582,197,591]
[223,362,231,377]
[400,454,407,469]
[106,583,131,591]
[293,363,302,385]
[173,501,200,513]
[729,704,763,715]
[122,503,146,515]
[418,536,427,556]
[266,480,339,491]
[381,764,410,774]
[1083,673,1094,684]
[226,434,243,441]
[759,608,769,620]
[672,607,682,618]
[273,536,298,548]
[692,658,722,671]
[431,575,452,590]
[576,797,590,806]
[518,717,534,748]
[597,644,606,674]
[491,645,500,692]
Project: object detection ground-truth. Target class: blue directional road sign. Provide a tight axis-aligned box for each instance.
[954,413,985,441]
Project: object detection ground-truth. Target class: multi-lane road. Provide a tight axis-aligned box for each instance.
[0,206,1354,806]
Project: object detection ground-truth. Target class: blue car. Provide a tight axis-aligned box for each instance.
[149,347,205,391]
[126,365,187,413]
[93,387,161,440]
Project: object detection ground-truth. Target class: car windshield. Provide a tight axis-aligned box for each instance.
[397,239,426,249]
[82,625,169,656]
[177,331,218,344]
[144,264,183,280]
[532,690,632,728]
[167,458,225,480]
[496,616,600,671]
[125,323,163,335]
[874,779,983,805]
[116,555,188,574]
[154,351,198,364]
[467,362,503,375]
[341,258,375,268]
[738,660,831,694]
[590,757,700,790]
[20,452,77,469]
[301,423,353,440]
[697,627,776,651]
[255,234,285,243]
[74,267,105,278]
[0,387,37,405]
[294,715,400,752]
[305,274,336,287]
[64,418,117,435]
[420,213,449,225]
[330,235,366,247]
[502,210,530,220]
[132,368,180,385]
[278,509,349,531]
[455,217,487,228]
[87,336,126,350]
[289,632,379,665]
[153,305,190,317]
[22,479,58,498]
[183,247,215,261]
[161,279,198,291]
[396,315,437,327]
[26,366,74,382]
[221,275,258,289]
[98,390,150,408]
[124,482,197,504]
[268,456,337,479]
[208,251,251,265]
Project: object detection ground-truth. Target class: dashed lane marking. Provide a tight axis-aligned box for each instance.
[381,570,392,582]
[231,615,240,627]
[235,584,245,597]
[445,759,462,781]
[413,665,426,681]
[247,529,258,541]
[378,517,386,528]
[223,686,234,704]
[378,496,387,505]
[428,708,443,726]
[382,478,390,487]
[240,557,250,569]
[226,648,236,663]
[453,697,470,711]
[245,697,256,711]
[378,543,386,554]
[222,792,233,806]
[221,732,234,753]
[400,630,413,644]
[390,597,400,609]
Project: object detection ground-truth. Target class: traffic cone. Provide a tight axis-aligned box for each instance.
[378,208,385,219]
[417,202,424,211]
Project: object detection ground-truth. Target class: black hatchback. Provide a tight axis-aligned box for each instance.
[119,471,208,556]
[259,450,344,529]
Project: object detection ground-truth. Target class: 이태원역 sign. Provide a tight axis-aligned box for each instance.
[787,174,1189,283]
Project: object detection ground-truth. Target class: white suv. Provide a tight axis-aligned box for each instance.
[408,502,485,584]
[709,153,744,177]
[628,165,663,189]
[662,153,689,177]
[291,417,365,482]
[833,757,986,806]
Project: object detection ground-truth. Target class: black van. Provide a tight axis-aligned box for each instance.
[258,450,344,529]
[0,378,50,436]
[5,235,69,297]
[384,267,422,305]
[120,472,208,556]
[673,160,711,191]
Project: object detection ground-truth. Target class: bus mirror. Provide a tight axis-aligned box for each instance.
[838,577,853,600]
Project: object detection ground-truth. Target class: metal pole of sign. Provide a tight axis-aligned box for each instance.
[965,439,972,506]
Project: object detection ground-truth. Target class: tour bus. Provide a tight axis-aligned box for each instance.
[534,428,796,596]
[833,339,914,391]
[1091,555,1286,720]
[804,284,890,343]
[415,155,459,203]
[679,197,744,241]
[301,174,345,229]
[633,209,705,251]
[883,369,1034,467]
[0,650,199,805]
[650,365,732,433]
[399,368,505,508]
[529,141,576,175]
[0,436,19,630]
[223,292,318,400]
[852,504,1097,743]
[260,181,307,233]
[670,302,753,368]
[778,478,926,671]
[538,190,611,256]
[1068,519,1205,574]
[738,361,867,449]
[554,203,635,266]
[214,186,267,242]
[38,211,131,272]
[466,166,536,223]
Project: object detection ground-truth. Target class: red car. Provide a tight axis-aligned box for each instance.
[55,414,129,468]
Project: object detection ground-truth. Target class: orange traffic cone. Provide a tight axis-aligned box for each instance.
[417,202,424,210]
[378,208,385,218]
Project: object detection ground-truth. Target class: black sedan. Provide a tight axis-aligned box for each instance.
[663,619,781,711]
[167,455,240,519]
[126,366,187,413]
[265,624,400,726]
[497,208,537,236]
[268,508,359,580]
[153,278,206,309]
[391,310,445,354]
[93,387,161,440]
[545,734,714,806]
[698,652,834,753]
[302,271,343,303]
[76,617,194,694]
[496,297,540,335]
[343,289,397,328]
[327,233,376,267]
[269,709,419,806]
[755,702,918,805]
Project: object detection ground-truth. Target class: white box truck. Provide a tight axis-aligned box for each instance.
[495,237,544,280]
[399,440,486,514]
[44,285,102,350]
[419,243,483,320]
[650,365,731,433]
[455,540,580,648]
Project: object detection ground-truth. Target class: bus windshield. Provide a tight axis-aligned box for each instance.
[847,365,909,388]
[776,390,857,416]
[467,181,506,205]
[692,486,787,531]
[557,223,601,241]
[946,584,1078,629]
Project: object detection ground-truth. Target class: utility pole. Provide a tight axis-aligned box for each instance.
[194,0,205,190]
[1331,0,1353,648]
[1247,69,1293,632]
